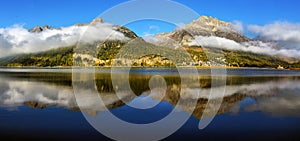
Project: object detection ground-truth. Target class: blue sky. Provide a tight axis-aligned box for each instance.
[0,0,299,36]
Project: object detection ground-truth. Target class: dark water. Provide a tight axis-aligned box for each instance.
[0,68,299,141]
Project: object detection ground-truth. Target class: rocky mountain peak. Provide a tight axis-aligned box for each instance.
[153,15,250,46]
[74,17,104,27]
[113,25,138,39]
[188,16,233,30]
[29,25,55,33]
[90,17,104,25]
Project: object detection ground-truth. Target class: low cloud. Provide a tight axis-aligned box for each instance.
[185,21,300,58]
[0,23,128,57]
[144,34,181,48]
[142,25,161,38]
[189,36,300,58]
[232,21,244,33]
[248,22,300,42]
[248,22,300,50]
[148,25,160,32]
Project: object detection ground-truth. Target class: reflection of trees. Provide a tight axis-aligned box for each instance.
[0,72,72,86]
[1,71,300,118]
[143,86,248,119]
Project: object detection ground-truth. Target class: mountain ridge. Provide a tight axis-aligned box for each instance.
[1,16,300,69]
[154,16,250,47]
[29,25,57,33]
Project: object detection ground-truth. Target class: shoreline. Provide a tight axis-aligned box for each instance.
[0,66,296,70]
[1,66,300,77]
[0,66,299,73]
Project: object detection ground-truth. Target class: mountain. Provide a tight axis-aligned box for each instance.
[154,16,250,46]
[0,46,74,67]
[150,16,300,68]
[0,17,138,67]
[1,16,300,69]
[185,16,250,42]
[29,25,57,33]
[74,17,104,26]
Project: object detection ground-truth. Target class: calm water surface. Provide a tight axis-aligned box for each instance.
[0,68,299,141]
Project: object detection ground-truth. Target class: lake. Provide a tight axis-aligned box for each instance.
[0,68,299,141]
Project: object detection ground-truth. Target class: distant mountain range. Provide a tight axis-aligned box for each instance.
[1,16,300,69]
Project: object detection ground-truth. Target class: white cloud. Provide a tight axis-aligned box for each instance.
[248,22,300,50]
[142,25,161,38]
[143,34,181,48]
[0,23,128,57]
[148,25,160,32]
[189,35,300,58]
[248,22,300,42]
[232,21,244,33]
[186,21,300,58]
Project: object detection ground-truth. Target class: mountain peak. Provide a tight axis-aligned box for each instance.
[194,16,232,26]
[186,16,233,32]
[73,17,104,27]
[152,15,250,46]
[90,17,104,25]
[29,25,55,33]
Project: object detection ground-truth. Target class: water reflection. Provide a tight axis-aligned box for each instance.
[244,89,300,116]
[0,71,300,118]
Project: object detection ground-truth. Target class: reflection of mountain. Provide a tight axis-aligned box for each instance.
[0,71,300,118]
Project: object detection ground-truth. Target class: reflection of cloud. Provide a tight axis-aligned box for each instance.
[180,78,300,118]
[1,75,300,117]
[187,78,300,99]
[0,79,132,116]
[75,88,133,116]
[244,90,300,116]
[0,81,76,108]
[0,23,128,57]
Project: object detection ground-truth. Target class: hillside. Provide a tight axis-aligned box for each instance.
[0,46,74,67]
[0,16,300,69]
[0,40,298,69]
